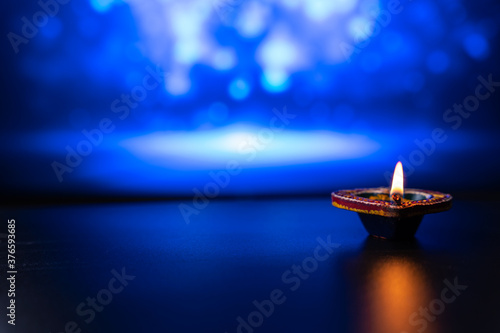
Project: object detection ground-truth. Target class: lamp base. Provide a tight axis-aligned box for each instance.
[357,213,424,240]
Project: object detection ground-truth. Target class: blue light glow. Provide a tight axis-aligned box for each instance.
[304,0,358,21]
[258,35,299,70]
[261,70,291,93]
[212,49,236,70]
[90,0,116,13]
[229,79,251,100]
[348,16,373,41]
[305,1,335,21]
[6,0,500,198]
[127,0,380,95]
[410,1,445,39]
[174,39,201,65]
[166,70,191,96]
[119,125,380,169]
[463,33,489,60]
[235,1,270,38]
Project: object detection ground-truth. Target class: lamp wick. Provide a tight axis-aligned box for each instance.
[391,193,402,205]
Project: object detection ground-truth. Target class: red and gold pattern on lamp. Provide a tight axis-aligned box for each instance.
[331,162,453,240]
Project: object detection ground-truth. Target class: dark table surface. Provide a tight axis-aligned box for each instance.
[1,197,499,333]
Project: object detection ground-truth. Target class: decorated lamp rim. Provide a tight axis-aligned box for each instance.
[331,187,453,218]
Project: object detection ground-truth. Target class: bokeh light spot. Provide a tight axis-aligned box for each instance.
[212,49,236,70]
[166,72,191,96]
[261,70,290,93]
[235,1,269,38]
[90,0,116,13]
[463,33,489,60]
[229,78,251,100]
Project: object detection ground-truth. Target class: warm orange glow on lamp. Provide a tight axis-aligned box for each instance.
[331,162,452,240]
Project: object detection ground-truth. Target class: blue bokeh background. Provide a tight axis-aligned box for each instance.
[1,0,499,200]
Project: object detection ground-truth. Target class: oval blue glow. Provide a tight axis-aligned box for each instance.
[463,33,489,60]
[229,79,251,100]
[120,125,381,169]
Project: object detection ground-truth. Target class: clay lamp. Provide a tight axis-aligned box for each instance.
[331,162,452,240]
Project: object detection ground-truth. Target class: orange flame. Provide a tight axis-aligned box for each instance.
[390,161,404,199]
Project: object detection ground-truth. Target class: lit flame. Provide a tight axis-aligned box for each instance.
[390,161,404,200]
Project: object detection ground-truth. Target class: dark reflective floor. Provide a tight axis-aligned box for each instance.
[1,197,499,332]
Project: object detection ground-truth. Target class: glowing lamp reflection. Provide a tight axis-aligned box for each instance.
[360,258,435,333]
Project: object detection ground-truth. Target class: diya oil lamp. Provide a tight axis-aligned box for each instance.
[331,162,452,240]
